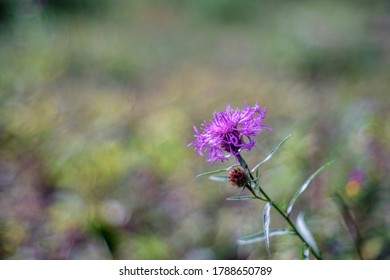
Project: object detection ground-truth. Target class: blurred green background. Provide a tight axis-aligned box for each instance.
[0,0,389,260]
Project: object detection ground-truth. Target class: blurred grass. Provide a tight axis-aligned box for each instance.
[0,0,389,259]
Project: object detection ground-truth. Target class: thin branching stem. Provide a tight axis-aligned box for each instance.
[236,154,322,260]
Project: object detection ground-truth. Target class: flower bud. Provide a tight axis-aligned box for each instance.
[228,168,249,188]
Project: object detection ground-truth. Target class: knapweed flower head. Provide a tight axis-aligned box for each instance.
[189,102,271,163]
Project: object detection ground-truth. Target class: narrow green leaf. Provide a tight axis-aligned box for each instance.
[301,243,310,260]
[208,175,229,182]
[251,135,291,173]
[196,164,239,177]
[237,229,295,245]
[263,202,272,257]
[296,213,320,256]
[226,196,256,201]
[286,160,334,215]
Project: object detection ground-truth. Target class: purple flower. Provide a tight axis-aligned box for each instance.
[349,168,366,184]
[345,168,366,197]
[189,103,271,163]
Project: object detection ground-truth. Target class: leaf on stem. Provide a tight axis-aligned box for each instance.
[196,164,239,177]
[296,213,320,257]
[208,175,229,182]
[251,135,291,173]
[286,160,334,216]
[301,243,310,260]
[237,229,295,245]
[263,202,272,257]
[226,196,257,201]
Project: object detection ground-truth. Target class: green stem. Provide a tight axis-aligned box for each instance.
[237,155,253,180]
[237,155,267,201]
[257,186,322,260]
[236,154,322,260]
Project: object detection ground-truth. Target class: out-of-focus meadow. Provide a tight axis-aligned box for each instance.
[0,0,389,260]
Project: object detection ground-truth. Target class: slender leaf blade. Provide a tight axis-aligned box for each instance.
[226,196,256,201]
[286,160,334,215]
[208,175,229,182]
[237,229,295,245]
[296,213,320,256]
[196,164,239,177]
[301,244,310,260]
[263,202,272,257]
[251,135,291,173]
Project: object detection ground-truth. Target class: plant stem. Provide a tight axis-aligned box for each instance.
[333,193,364,260]
[236,154,322,260]
[257,186,322,260]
